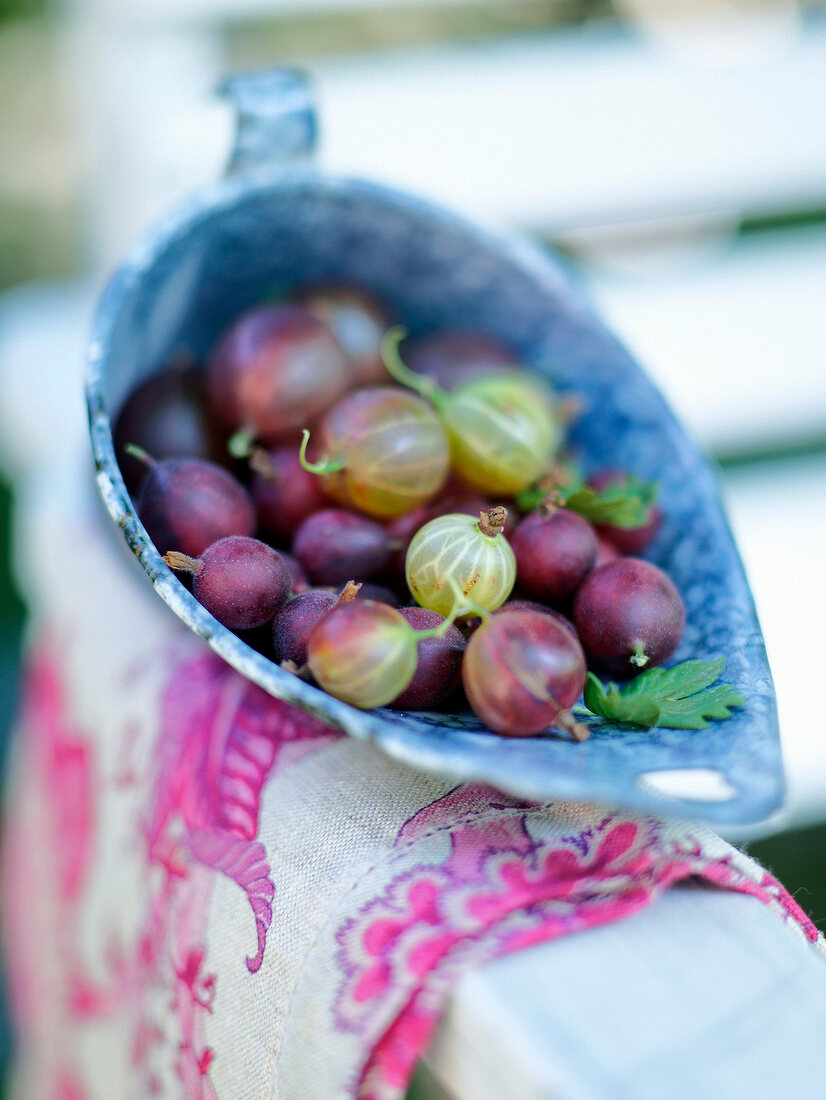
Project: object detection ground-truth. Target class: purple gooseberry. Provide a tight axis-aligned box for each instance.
[133,451,255,557]
[114,360,222,495]
[250,444,329,540]
[510,506,598,606]
[293,508,393,586]
[165,536,291,631]
[207,304,350,446]
[573,558,685,675]
[390,607,466,710]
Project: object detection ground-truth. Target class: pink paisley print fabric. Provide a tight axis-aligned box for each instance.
[2,627,824,1100]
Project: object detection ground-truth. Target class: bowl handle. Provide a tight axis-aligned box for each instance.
[220,68,317,177]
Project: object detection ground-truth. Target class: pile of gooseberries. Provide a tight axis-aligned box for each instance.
[114,286,684,737]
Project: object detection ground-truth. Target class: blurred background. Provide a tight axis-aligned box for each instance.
[1,0,825,1093]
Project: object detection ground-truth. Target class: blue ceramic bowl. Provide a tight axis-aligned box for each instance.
[87,69,782,825]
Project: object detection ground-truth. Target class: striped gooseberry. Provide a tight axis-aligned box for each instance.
[405,507,516,619]
[382,327,561,495]
[307,599,455,709]
[272,579,361,668]
[300,386,450,519]
[462,607,588,738]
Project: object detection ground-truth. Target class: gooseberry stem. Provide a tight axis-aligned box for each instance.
[558,709,590,742]
[248,446,277,481]
[298,428,346,477]
[336,580,362,604]
[228,428,255,460]
[514,463,583,513]
[412,602,464,642]
[124,442,156,469]
[163,550,202,575]
[630,640,650,668]
[414,617,457,642]
[280,659,312,680]
[445,576,492,626]
[380,326,446,409]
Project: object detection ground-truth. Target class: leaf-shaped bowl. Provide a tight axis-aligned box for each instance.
[86,70,782,826]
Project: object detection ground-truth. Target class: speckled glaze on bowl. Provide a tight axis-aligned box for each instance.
[86,69,782,825]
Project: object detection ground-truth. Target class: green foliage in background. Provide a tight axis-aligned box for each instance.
[0,476,26,752]
[0,0,47,23]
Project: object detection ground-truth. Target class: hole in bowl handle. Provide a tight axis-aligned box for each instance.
[219,68,317,177]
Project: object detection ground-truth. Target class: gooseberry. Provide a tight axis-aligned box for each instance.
[405,507,516,618]
[207,304,350,448]
[272,580,360,667]
[401,329,516,391]
[301,286,391,388]
[131,448,255,557]
[164,536,291,631]
[510,505,598,606]
[249,444,329,539]
[462,608,588,737]
[384,485,490,580]
[573,558,685,674]
[307,600,453,709]
[356,582,403,606]
[114,359,222,495]
[293,508,393,586]
[390,607,466,710]
[382,327,560,495]
[300,386,450,518]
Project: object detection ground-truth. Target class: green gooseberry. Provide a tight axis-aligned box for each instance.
[381,327,561,495]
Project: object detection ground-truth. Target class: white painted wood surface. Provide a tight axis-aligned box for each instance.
[582,225,826,456]
[313,20,826,236]
[67,14,826,270]
[721,455,826,836]
[429,884,826,1099]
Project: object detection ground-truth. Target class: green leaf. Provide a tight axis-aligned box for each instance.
[582,659,747,730]
[584,673,661,726]
[562,476,657,529]
[513,462,585,513]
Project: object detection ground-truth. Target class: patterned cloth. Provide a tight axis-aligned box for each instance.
[3,622,824,1099]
